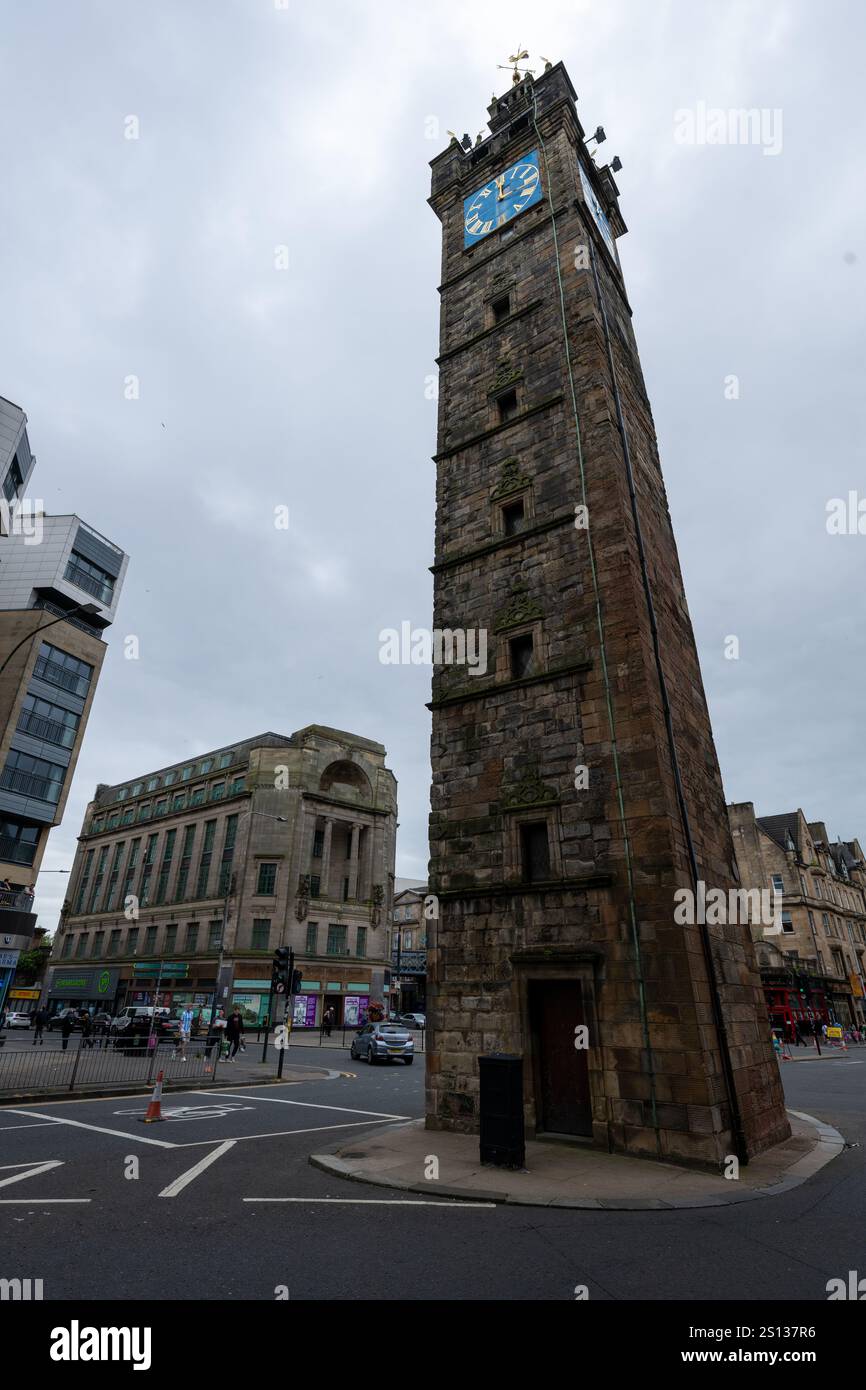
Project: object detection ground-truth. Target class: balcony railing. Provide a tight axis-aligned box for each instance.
[0,768,62,802]
[0,888,35,911]
[33,654,91,696]
[64,562,114,605]
[16,709,77,748]
[0,837,38,866]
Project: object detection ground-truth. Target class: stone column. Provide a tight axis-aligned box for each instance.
[347,822,361,900]
[320,817,334,900]
[360,821,375,900]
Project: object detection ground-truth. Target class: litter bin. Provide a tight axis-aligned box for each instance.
[478,1053,524,1169]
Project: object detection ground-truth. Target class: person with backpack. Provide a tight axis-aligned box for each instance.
[226,1008,244,1060]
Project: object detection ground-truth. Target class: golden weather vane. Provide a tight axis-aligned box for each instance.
[498,46,534,84]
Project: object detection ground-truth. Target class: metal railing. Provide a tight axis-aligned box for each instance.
[0,1034,225,1096]
[32,654,91,696]
[16,708,77,747]
[63,561,114,605]
[0,767,62,802]
[0,839,36,866]
[0,888,35,912]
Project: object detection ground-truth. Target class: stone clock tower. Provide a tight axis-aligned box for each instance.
[426,61,789,1167]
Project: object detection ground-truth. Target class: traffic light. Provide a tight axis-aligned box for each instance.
[291,969,303,994]
[272,947,290,994]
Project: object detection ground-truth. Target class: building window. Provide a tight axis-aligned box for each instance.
[342,878,350,902]
[306,922,318,954]
[256,862,277,895]
[147,777,160,792]
[491,293,511,323]
[155,829,177,905]
[822,913,831,936]
[64,550,115,604]
[190,788,205,807]
[139,834,158,906]
[182,766,193,782]
[502,498,525,536]
[154,800,167,818]
[88,846,110,912]
[0,817,40,866]
[126,927,139,954]
[62,934,73,957]
[138,803,152,822]
[509,634,534,680]
[229,778,245,795]
[33,642,93,697]
[217,815,238,895]
[132,782,143,795]
[211,783,225,802]
[0,749,66,803]
[313,829,324,859]
[75,933,87,958]
[164,924,177,953]
[520,821,550,883]
[327,924,347,955]
[251,919,271,951]
[172,794,186,812]
[208,921,222,951]
[497,387,519,422]
[108,928,121,956]
[218,753,233,769]
[104,842,126,911]
[17,693,80,749]
[120,839,141,906]
[781,912,794,934]
[122,808,134,825]
[91,930,104,957]
[199,759,213,774]
[772,874,784,894]
[175,825,196,901]
[164,771,177,787]
[144,925,157,954]
[185,923,198,952]
[310,875,321,898]
[195,821,217,899]
[74,849,95,913]
[356,926,367,958]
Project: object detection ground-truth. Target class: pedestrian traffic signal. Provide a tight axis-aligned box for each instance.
[272,947,290,994]
[291,969,303,994]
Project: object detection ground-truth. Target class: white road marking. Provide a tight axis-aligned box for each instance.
[0,1121,62,1131]
[158,1140,237,1197]
[190,1090,408,1120]
[0,1159,91,1203]
[244,1198,496,1207]
[174,1118,399,1148]
[3,1108,178,1148]
[0,1160,63,1189]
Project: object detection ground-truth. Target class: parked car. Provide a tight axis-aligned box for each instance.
[4,1011,32,1028]
[47,1008,84,1032]
[110,1007,179,1048]
[350,1023,414,1065]
[392,1012,425,1029]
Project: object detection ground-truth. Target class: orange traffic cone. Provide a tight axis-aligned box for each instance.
[140,1069,165,1123]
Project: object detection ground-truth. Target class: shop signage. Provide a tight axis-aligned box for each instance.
[0,950,20,969]
[132,962,189,977]
[50,968,119,997]
[9,988,40,1000]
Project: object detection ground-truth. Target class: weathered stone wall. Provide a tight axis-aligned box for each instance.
[427,63,789,1166]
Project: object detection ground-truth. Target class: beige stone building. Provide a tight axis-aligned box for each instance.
[50,726,397,1025]
[728,803,866,1031]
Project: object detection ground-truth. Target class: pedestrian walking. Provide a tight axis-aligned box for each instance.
[60,1012,74,1051]
[205,1007,226,1059]
[176,1005,194,1061]
[80,1010,94,1049]
[32,1007,47,1044]
[323,1006,335,1039]
[226,1008,244,1060]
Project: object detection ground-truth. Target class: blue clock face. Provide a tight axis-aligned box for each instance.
[463,150,542,247]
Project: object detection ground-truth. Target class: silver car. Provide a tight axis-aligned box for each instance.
[350,1023,414,1066]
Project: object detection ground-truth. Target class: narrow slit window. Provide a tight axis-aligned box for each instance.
[502,499,525,535]
[520,822,550,883]
[497,388,519,423]
[491,294,511,323]
[509,633,534,679]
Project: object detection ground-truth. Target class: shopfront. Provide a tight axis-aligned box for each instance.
[46,966,121,1015]
[290,982,372,1029]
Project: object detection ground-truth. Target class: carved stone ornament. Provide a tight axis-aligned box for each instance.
[501,768,560,810]
[488,357,524,397]
[490,457,531,500]
[295,873,310,922]
[494,585,543,632]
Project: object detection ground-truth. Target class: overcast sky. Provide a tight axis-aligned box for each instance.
[1,0,863,934]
